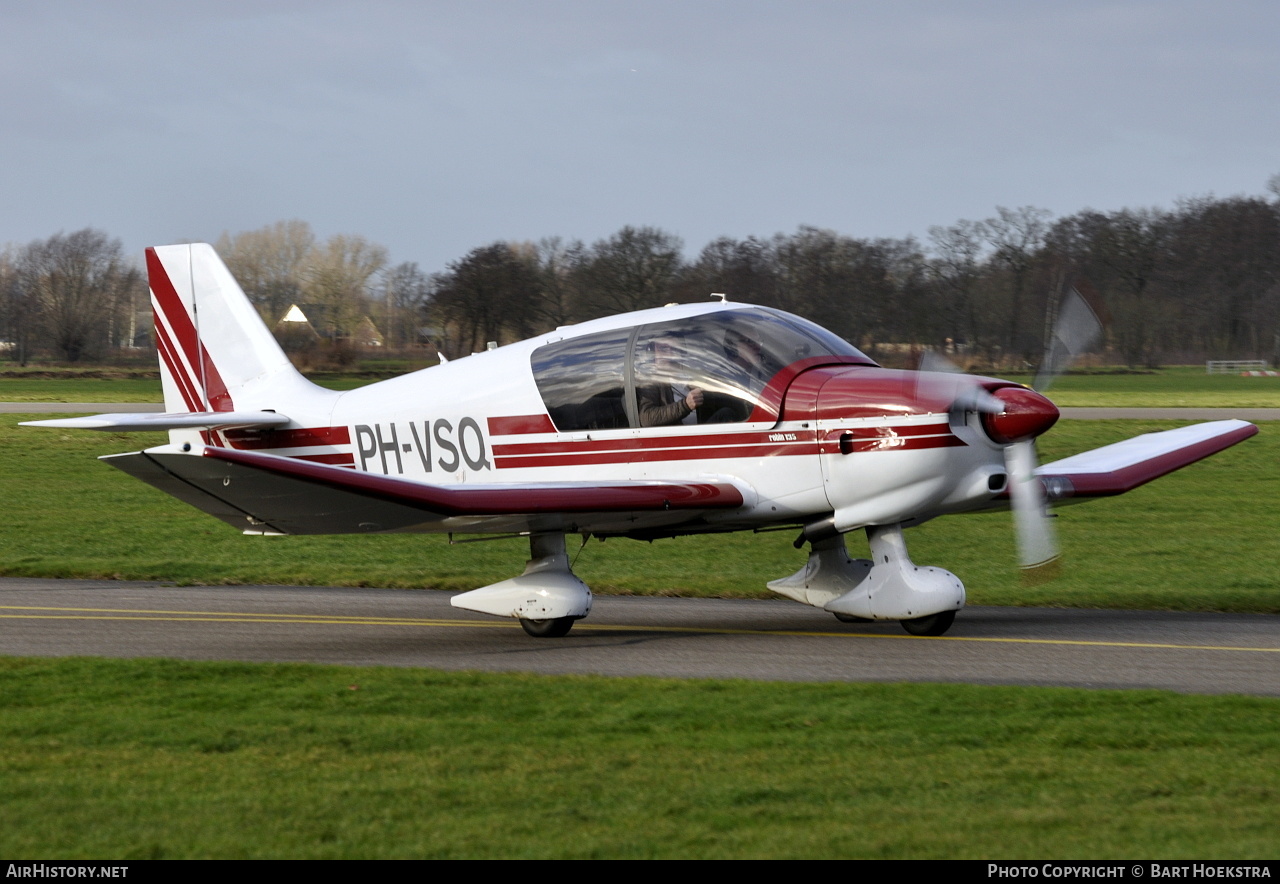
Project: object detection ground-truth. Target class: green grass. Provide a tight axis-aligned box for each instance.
[2,416,1276,613]
[1005,366,1280,407]
[0,374,369,401]
[4,387,1276,859]
[4,365,1280,405]
[0,377,163,402]
[0,657,1276,859]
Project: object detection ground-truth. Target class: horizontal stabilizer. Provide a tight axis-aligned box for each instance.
[22,411,292,432]
[1036,419,1256,499]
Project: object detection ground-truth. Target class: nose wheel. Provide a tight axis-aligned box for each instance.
[772,527,964,637]
[833,609,956,635]
[900,610,956,636]
[520,617,576,638]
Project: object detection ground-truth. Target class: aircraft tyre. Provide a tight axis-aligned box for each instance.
[520,617,575,638]
[900,610,956,637]
[832,612,872,623]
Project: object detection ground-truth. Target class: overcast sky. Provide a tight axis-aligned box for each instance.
[2,1,1277,272]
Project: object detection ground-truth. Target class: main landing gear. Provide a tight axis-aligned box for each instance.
[767,523,965,636]
[450,533,592,637]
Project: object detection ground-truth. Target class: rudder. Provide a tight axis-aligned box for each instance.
[147,243,303,414]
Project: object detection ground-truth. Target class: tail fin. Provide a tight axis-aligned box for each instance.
[147,243,306,414]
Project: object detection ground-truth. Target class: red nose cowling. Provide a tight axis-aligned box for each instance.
[981,386,1060,444]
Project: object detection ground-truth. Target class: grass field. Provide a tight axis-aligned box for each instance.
[3,365,1280,405]
[1,658,1276,859]
[1006,367,1280,408]
[2,372,1277,859]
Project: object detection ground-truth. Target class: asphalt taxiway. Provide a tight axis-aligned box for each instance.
[2,578,1275,696]
[2,404,1274,695]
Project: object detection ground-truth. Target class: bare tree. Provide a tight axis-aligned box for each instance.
[380,261,432,350]
[534,236,586,328]
[576,226,684,317]
[301,234,389,341]
[0,247,33,364]
[686,236,781,307]
[770,226,901,347]
[215,220,315,323]
[15,229,141,362]
[927,220,988,353]
[984,206,1053,358]
[432,242,542,356]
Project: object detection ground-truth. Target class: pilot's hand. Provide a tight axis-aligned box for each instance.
[685,387,704,410]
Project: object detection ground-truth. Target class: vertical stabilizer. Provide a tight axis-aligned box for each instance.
[147,243,310,415]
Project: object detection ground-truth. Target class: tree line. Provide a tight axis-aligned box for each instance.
[3,180,1278,368]
[431,188,1280,368]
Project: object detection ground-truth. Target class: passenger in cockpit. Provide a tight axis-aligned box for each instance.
[723,328,774,386]
[638,336,704,427]
[702,328,776,422]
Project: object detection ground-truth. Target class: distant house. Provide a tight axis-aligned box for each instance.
[275,304,322,347]
[275,304,384,348]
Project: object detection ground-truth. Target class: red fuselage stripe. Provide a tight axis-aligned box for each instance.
[844,435,967,454]
[826,423,957,440]
[487,414,557,435]
[223,426,352,449]
[491,430,819,456]
[204,420,959,472]
[492,433,961,469]
[491,424,956,458]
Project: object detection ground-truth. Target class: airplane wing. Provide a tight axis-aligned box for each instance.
[21,412,291,432]
[1035,419,1257,501]
[103,444,747,536]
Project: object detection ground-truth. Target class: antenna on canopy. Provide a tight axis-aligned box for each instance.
[710,292,728,302]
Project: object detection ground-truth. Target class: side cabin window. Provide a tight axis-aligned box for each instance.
[634,316,775,426]
[531,327,632,432]
[531,308,870,432]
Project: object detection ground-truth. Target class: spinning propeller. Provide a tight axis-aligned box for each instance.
[919,286,1103,578]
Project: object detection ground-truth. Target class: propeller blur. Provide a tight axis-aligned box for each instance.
[25,245,1258,638]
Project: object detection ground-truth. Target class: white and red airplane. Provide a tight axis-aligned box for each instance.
[25,244,1257,637]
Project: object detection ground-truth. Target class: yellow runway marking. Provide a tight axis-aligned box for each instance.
[2,605,1277,654]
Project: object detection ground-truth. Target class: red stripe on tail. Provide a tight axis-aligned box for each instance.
[146,247,234,412]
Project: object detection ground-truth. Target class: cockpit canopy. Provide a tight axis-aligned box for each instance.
[531,307,873,432]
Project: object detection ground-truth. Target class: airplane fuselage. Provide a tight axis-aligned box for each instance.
[182,301,1045,539]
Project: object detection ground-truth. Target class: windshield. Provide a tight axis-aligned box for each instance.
[532,308,870,431]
